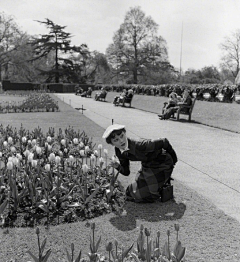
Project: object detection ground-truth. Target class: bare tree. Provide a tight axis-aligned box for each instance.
[220,29,240,78]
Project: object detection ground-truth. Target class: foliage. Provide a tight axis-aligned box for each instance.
[106,6,175,84]
[0,125,125,227]
[0,92,59,113]
[29,19,89,83]
[26,223,186,262]
[219,29,240,78]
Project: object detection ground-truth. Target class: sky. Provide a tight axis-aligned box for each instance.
[1,0,240,71]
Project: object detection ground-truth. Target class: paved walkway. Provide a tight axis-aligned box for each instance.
[56,94,240,223]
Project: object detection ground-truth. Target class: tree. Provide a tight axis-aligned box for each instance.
[106,6,173,84]
[29,19,89,83]
[220,29,240,78]
[0,12,24,80]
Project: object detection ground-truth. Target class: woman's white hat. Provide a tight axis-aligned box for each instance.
[102,124,125,139]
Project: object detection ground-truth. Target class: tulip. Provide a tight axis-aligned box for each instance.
[28,153,34,162]
[94,150,98,157]
[49,153,56,162]
[61,139,66,146]
[3,141,8,147]
[0,152,2,158]
[24,150,30,157]
[7,161,13,170]
[145,228,151,237]
[31,139,37,146]
[36,227,40,235]
[80,150,85,157]
[98,144,103,150]
[79,142,84,148]
[28,140,32,145]
[12,157,19,166]
[85,146,90,153]
[69,155,75,164]
[10,146,16,153]
[82,164,89,174]
[73,138,78,144]
[104,149,108,156]
[106,241,113,252]
[32,160,38,168]
[22,136,27,143]
[36,146,42,155]
[47,136,52,143]
[45,164,51,172]
[16,153,22,160]
[48,144,52,151]
[64,148,68,153]
[55,156,61,165]
[99,157,104,163]
[7,137,13,144]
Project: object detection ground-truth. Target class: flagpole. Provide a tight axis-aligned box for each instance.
[179,21,183,82]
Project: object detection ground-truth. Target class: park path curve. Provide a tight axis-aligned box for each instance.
[56,94,240,223]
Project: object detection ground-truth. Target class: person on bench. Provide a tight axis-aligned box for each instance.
[103,124,177,203]
[158,89,192,120]
[95,88,107,101]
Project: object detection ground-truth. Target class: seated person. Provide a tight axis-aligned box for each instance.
[159,89,192,120]
[75,86,83,95]
[161,88,180,115]
[113,89,127,105]
[86,87,92,97]
[121,89,134,106]
[95,88,107,101]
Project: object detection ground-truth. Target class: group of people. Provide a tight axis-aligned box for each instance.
[158,88,193,120]
[75,86,92,97]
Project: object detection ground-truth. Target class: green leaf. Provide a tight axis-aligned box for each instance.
[26,250,39,262]
[95,236,101,252]
[173,241,186,262]
[85,186,101,204]
[42,249,52,262]
[122,242,134,259]
[40,238,47,253]
[0,199,8,215]
[65,248,72,262]
[75,250,82,262]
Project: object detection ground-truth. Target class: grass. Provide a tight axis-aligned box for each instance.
[0,92,240,262]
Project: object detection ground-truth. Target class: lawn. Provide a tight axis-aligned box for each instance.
[0,92,240,262]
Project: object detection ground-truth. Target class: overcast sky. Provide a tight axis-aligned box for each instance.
[1,0,240,71]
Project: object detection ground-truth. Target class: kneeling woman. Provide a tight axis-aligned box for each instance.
[102,124,177,203]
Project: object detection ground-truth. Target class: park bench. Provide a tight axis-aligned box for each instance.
[95,92,107,102]
[118,95,134,107]
[176,97,196,122]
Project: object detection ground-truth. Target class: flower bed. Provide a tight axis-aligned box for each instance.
[0,125,125,227]
[0,93,59,113]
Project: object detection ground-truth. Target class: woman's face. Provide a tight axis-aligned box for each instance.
[110,131,127,149]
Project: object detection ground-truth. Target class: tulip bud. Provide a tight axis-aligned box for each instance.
[145,228,151,236]
[3,141,8,147]
[90,154,96,163]
[111,155,117,163]
[31,139,37,146]
[98,144,102,150]
[79,142,84,148]
[47,136,52,143]
[12,157,19,166]
[64,148,68,153]
[28,153,34,162]
[157,231,160,238]
[36,227,40,235]
[28,140,32,145]
[45,164,51,172]
[91,222,95,230]
[69,155,75,163]
[106,242,113,252]
[73,138,78,144]
[48,144,52,151]
[99,157,104,163]
[174,224,180,232]
[0,152,2,158]
[7,137,13,144]
[71,243,74,252]
[167,230,170,236]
